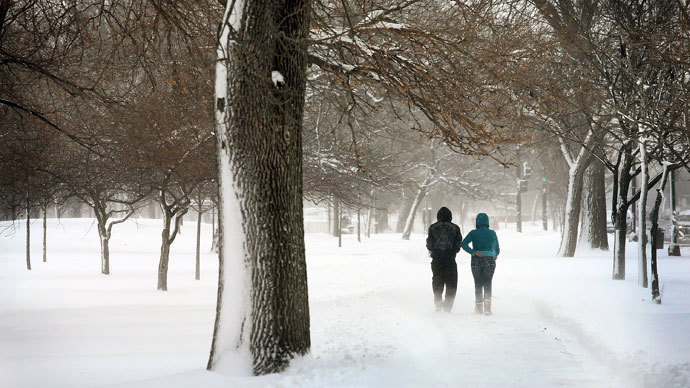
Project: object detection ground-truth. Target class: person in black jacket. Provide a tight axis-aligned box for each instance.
[426,207,462,312]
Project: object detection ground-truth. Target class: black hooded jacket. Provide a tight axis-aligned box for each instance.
[426,207,462,261]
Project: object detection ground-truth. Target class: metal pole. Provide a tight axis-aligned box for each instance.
[669,169,681,256]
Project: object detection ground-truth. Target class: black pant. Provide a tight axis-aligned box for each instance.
[471,256,496,303]
[431,260,457,310]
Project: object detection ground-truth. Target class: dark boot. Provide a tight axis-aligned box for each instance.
[475,302,483,314]
[483,299,492,315]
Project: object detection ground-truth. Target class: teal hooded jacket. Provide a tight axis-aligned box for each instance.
[461,213,500,257]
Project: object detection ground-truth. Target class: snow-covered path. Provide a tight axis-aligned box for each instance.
[1,219,688,387]
[294,233,621,388]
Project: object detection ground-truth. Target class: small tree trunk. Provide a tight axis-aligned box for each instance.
[196,205,202,281]
[637,138,649,288]
[649,164,671,304]
[376,208,389,233]
[94,215,111,275]
[558,164,588,257]
[612,151,633,280]
[327,199,331,234]
[531,193,539,225]
[332,198,341,237]
[158,215,172,291]
[396,196,413,233]
[338,200,342,248]
[357,207,361,243]
[100,235,110,275]
[613,209,629,280]
[42,203,47,263]
[402,187,427,240]
[366,206,373,238]
[26,205,31,271]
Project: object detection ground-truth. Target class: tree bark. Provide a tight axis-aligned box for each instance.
[196,204,202,281]
[637,137,649,288]
[649,164,672,304]
[158,219,171,291]
[612,150,634,280]
[555,126,598,257]
[402,186,427,240]
[158,206,187,291]
[26,203,31,271]
[211,206,219,253]
[97,221,110,275]
[396,195,413,233]
[580,157,609,250]
[357,207,361,243]
[338,198,342,248]
[42,203,47,262]
[100,235,110,275]
[331,197,341,237]
[377,207,389,233]
[208,0,311,375]
[558,162,590,257]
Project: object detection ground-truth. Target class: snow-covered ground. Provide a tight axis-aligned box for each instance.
[1,218,689,388]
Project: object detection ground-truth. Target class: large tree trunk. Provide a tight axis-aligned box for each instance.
[556,126,598,257]
[580,157,609,250]
[208,0,311,375]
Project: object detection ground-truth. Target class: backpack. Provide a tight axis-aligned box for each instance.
[433,223,455,251]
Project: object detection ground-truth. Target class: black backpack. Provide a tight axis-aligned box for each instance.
[433,223,456,251]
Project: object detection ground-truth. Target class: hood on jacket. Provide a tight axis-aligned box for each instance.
[437,207,452,222]
[476,213,490,228]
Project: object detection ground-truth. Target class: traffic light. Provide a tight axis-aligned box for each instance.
[523,162,532,179]
[518,179,528,193]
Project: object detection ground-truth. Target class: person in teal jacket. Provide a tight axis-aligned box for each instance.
[461,213,500,315]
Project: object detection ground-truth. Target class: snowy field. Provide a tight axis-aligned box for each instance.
[1,218,689,388]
